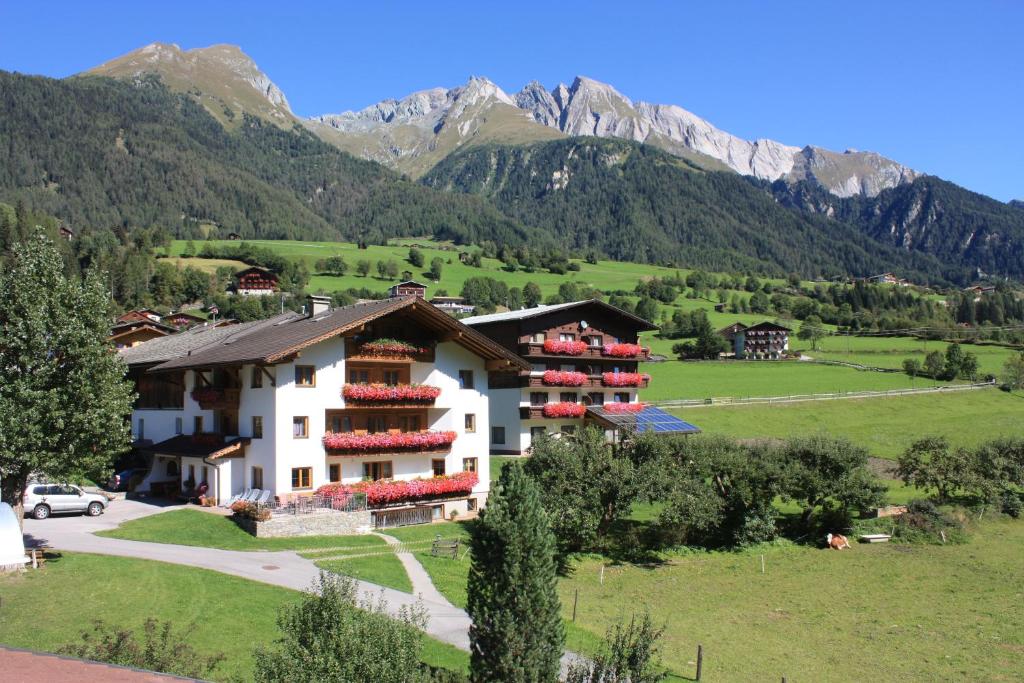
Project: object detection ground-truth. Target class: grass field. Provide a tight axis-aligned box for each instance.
[790,334,1019,376]
[559,517,1024,682]
[0,553,469,680]
[677,387,1023,459]
[641,359,948,401]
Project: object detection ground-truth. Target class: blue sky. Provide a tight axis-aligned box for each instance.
[2,1,1021,200]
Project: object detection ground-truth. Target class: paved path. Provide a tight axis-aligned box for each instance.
[22,500,472,651]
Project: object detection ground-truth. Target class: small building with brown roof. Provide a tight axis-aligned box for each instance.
[719,321,791,360]
[233,267,279,296]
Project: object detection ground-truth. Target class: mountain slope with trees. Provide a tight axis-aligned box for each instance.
[0,71,534,247]
[422,138,952,281]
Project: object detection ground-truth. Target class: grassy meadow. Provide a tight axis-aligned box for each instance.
[675,387,1023,459]
[0,553,469,680]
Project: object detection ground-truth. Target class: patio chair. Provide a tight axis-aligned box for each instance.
[243,488,262,503]
[255,490,272,506]
[223,489,250,507]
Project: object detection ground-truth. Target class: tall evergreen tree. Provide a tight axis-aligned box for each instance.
[467,464,564,683]
[0,231,135,522]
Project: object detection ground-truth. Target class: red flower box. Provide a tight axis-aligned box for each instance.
[604,402,646,413]
[316,471,479,506]
[543,339,588,355]
[602,343,645,358]
[358,338,428,358]
[542,370,588,386]
[342,383,442,404]
[322,430,457,454]
[542,402,586,418]
[601,372,650,387]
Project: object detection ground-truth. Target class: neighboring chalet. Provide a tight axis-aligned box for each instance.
[864,272,910,286]
[719,321,791,360]
[234,267,278,296]
[388,280,428,298]
[463,300,698,455]
[109,320,177,349]
[58,224,74,241]
[431,296,475,316]
[119,295,527,521]
[117,309,163,324]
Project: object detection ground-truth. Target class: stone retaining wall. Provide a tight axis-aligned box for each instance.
[235,509,371,538]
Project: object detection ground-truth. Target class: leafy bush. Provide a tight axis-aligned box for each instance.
[891,499,968,545]
[61,618,225,679]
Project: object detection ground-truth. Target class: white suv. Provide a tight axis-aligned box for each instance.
[23,483,108,519]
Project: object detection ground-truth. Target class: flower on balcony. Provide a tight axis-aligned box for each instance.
[542,370,588,386]
[316,471,479,507]
[543,339,589,355]
[322,430,457,453]
[542,402,586,418]
[342,383,442,404]
[601,372,650,387]
[190,387,224,403]
[604,402,647,413]
[602,343,645,358]
[358,338,428,357]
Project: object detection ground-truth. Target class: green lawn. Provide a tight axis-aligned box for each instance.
[791,334,1019,376]
[316,554,413,593]
[642,359,948,401]
[559,518,1024,682]
[97,508,387,552]
[678,387,1023,459]
[0,553,469,680]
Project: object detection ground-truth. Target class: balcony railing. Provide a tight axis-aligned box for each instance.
[519,342,650,361]
[322,430,457,455]
[520,403,587,419]
[190,387,241,410]
[341,383,441,406]
[524,373,649,389]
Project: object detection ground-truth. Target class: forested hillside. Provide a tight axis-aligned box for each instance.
[770,176,1024,281]
[422,139,951,282]
[0,71,533,246]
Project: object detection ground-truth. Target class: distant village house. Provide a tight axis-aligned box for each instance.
[233,267,279,296]
[719,321,791,360]
[388,280,428,298]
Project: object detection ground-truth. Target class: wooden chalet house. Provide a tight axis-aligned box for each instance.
[719,321,791,360]
[388,280,428,298]
[234,267,279,296]
[120,295,526,522]
[463,300,698,455]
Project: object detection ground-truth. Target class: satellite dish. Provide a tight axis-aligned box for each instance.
[580,320,589,329]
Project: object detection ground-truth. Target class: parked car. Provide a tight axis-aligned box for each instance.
[106,468,145,492]
[23,483,108,519]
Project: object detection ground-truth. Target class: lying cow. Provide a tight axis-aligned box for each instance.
[826,533,851,550]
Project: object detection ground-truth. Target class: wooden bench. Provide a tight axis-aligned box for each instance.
[431,538,459,559]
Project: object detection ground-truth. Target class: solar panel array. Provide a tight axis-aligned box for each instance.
[588,406,700,434]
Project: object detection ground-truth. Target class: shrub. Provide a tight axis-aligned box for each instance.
[317,472,478,506]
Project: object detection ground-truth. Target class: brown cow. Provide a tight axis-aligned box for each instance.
[826,533,851,550]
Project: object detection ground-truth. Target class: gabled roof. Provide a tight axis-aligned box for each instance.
[119,318,273,367]
[461,299,657,331]
[235,266,278,278]
[148,297,528,372]
[142,434,249,459]
[108,324,173,343]
[718,322,748,336]
[744,321,792,333]
[391,280,428,288]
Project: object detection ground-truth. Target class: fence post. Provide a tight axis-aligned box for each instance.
[572,588,578,622]
[696,644,703,681]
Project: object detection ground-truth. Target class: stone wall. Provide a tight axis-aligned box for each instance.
[235,509,371,538]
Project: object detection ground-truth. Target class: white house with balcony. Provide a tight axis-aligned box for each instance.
[120,295,527,524]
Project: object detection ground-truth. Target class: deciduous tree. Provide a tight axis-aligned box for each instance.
[0,231,135,522]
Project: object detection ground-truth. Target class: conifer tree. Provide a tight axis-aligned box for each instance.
[467,464,564,683]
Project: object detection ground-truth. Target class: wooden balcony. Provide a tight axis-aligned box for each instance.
[519,405,587,420]
[190,387,240,410]
[523,374,649,389]
[518,342,650,361]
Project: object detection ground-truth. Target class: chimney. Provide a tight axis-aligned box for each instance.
[308,295,331,317]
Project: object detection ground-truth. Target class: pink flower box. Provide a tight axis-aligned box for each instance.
[604,402,646,413]
[542,370,588,386]
[542,402,586,418]
[316,471,479,506]
[342,383,442,404]
[602,343,645,358]
[543,339,589,355]
[322,430,457,453]
[358,338,428,358]
[601,372,650,387]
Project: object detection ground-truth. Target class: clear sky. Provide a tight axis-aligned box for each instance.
[2,1,1021,201]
